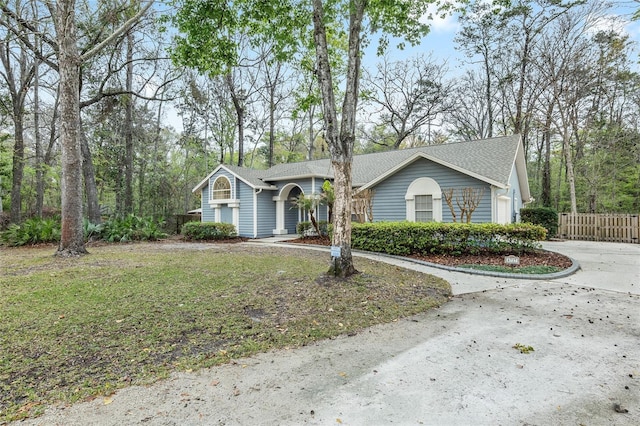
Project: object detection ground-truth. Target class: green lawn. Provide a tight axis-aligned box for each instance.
[0,242,451,422]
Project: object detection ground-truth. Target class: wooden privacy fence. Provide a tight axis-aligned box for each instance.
[558,213,639,244]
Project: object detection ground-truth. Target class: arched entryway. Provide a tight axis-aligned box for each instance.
[272,184,304,235]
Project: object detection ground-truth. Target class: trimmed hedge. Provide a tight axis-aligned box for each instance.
[351,222,547,256]
[296,220,329,237]
[521,207,558,239]
[181,222,237,240]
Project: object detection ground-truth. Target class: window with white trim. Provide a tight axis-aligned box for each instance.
[405,177,442,222]
[211,176,231,200]
[414,195,433,222]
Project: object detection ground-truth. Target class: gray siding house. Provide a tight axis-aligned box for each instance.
[192,135,532,238]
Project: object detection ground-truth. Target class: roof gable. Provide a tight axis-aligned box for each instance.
[357,151,507,191]
[352,134,522,188]
[192,164,276,193]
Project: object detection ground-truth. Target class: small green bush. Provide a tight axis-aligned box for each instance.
[84,219,104,241]
[351,222,546,256]
[0,217,61,246]
[296,221,329,237]
[521,207,558,239]
[181,221,237,240]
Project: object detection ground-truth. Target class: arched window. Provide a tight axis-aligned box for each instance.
[211,176,231,200]
[405,177,442,222]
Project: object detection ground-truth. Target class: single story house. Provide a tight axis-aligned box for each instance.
[192,135,532,238]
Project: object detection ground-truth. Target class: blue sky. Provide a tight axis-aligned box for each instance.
[362,1,640,74]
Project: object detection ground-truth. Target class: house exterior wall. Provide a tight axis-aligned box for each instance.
[237,182,253,236]
[201,173,277,238]
[371,158,493,223]
[196,147,524,237]
[199,168,247,234]
[220,205,233,223]
[285,200,299,233]
[201,183,214,222]
[255,189,276,238]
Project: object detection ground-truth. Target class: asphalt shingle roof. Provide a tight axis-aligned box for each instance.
[222,164,276,188]
[197,135,521,191]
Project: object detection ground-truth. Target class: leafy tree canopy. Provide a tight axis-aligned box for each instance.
[169,0,452,75]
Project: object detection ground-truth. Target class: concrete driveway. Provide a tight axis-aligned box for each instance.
[22,241,640,426]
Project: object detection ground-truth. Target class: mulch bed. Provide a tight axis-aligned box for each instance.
[288,236,573,269]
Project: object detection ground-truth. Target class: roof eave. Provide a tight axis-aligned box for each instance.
[264,173,333,182]
[192,165,223,193]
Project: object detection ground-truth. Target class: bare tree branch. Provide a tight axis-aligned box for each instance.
[80,0,154,62]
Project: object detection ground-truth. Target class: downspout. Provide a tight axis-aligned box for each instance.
[253,188,263,238]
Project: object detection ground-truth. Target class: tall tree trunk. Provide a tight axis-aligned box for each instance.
[34,47,44,219]
[483,49,493,138]
[514,30,530,136]
[124,32,134,214]
[0,19,32,224]
[312,0,363,277]
[541,102,554,208]
[562,127,577,213]
[226,74,245,167]
[268,86,275,167]
[307,105,316,160]
[56,0,87,256]
[80,119,101,224]
[9,113,24,223]
[329,159,355,276]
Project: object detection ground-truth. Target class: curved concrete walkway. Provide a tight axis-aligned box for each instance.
[21,240,640,426]
[256,238,639,296]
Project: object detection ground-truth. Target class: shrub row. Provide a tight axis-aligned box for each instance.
[351,222,547,256]
[181,222,237,240]
[94,215,167,242]
[0,217,61,246]
[1,215,167,246]
[520,207,558,239]
[296,220,329,237]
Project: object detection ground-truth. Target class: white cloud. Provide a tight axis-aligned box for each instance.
[420,3,461,34]
[587,13,628,35]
